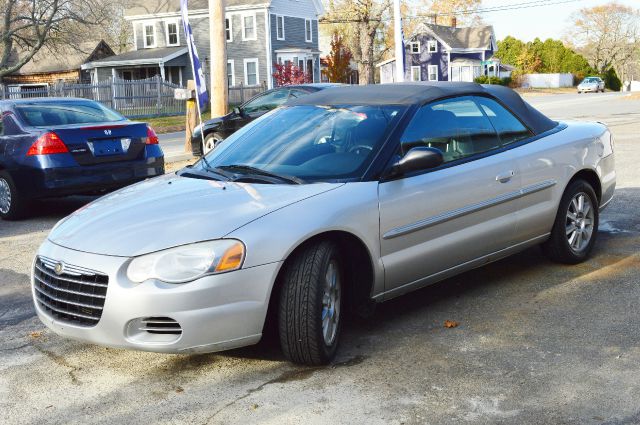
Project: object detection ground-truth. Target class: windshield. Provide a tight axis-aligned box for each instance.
[582,78,599,84]
[198,104,406,182]
[16,102,126,126]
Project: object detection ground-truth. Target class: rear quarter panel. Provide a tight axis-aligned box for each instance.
[512,121,615,242]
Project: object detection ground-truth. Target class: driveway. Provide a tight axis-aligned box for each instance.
[1,92,639,425]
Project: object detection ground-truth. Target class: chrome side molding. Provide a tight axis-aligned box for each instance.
[383,180,557,240]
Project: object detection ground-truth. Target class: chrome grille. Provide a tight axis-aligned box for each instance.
[140,317,182,335]
[33,256,108,327]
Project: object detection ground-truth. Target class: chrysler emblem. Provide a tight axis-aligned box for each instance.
[54,263,65,275]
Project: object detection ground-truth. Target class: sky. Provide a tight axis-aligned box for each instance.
[480,0,640,41]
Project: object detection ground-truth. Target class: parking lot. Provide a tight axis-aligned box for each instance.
[1,92,639,425]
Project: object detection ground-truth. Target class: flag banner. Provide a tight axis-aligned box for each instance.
[180,0,209,109]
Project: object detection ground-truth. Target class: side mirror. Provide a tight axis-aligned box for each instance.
[233,106,242,116]
[388,147,444,177]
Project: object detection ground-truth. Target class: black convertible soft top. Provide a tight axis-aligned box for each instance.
[286,82,558,135]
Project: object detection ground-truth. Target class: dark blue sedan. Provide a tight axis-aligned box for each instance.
[0,98,164,219]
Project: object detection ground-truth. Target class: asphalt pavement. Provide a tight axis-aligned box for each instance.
[1,91,639,425]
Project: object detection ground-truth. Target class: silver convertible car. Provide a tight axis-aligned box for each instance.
[32,83,615,365]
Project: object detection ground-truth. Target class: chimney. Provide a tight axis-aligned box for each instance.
[450,16,457,28]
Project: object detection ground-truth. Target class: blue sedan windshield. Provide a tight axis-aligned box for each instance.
[200,104,406,181]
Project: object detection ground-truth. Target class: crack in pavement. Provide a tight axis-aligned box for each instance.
[33,344,82,386]
[202,355,366,424]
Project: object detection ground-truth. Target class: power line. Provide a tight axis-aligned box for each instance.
[319,0,581,24]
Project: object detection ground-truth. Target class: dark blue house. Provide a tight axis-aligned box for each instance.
[378,23,502,83]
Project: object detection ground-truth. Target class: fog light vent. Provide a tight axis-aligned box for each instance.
[140,317,182,335]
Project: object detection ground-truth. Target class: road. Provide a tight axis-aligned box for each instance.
[158,131,193,163]
[1,92,639,425]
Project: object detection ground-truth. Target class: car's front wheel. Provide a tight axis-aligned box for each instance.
[543,179,599,264]
[278,241,343,365]
[0,171,26,220]
[202,132,224,155]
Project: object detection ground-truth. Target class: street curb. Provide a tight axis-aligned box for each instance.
[165,152,196,163]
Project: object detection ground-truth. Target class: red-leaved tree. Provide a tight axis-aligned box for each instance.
[324,32,353,83]
[272,62,311,86]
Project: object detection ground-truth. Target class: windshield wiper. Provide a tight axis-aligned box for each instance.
[218,164,304,185]
[198,156,233,181]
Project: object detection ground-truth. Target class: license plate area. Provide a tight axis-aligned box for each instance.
[87,138,132,157]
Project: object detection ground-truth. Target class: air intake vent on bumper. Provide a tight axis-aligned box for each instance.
[139,317,182,335]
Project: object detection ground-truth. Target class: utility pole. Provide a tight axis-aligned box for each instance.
[393,0,404,82]
[209,0,228,116]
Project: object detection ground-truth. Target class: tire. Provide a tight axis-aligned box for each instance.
[0,171,26,220]
[278,241,343,365]
[542,179,599,264]
[201,132,224,155]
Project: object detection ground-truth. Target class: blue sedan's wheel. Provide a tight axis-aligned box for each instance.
[0,172,25,220]
[279,241,343,365]
[543,179,599,264]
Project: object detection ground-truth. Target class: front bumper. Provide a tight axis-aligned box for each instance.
[578,86,599,92]
[32,240,281,354]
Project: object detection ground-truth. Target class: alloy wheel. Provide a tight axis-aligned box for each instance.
[321,260,341,346]
[566,192,595,252]
[0,178,11,215]
[203,135,223,154]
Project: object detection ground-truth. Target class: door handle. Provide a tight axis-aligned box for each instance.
[496,170,515,183]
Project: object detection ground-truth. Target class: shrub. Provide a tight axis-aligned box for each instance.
[474,75,511,86]
[601,68,622,91]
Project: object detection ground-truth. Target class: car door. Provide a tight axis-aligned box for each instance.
[378,96,521,297]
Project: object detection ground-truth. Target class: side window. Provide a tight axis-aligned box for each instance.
[474,97,532,145]
[400,97,499,163]
[242,89,290,114]
[289,89,309,99]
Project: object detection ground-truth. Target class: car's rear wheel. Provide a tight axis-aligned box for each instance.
[278,241,343,365]
[543,179,599,264]
[202,132,224,155]
[0,171,26,220]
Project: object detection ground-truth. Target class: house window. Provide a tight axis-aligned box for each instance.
[410,66,421,82]
[427,40,437,53]
[243,14,256,40]
[144,23,156,48]
[410,41,420,54]
[166,21,179,46]
[428,65,438,81]
[305,19,312,42]
[227,60,235,86]
[244,58,259,86]
[276,15,285,40]
[225,18,232,42]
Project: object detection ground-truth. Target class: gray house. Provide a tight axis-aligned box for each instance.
[378,23,501,83]
[82,0,324,89]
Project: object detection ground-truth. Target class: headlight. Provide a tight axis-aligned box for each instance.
[126,239,245,284]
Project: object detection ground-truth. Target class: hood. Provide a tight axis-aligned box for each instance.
[49,173,342,257]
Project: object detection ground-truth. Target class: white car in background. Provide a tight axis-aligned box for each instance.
[577,77,605,93]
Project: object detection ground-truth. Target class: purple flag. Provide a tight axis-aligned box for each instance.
[180,0,209,109]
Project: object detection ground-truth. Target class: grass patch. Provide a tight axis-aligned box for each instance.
[142,111,213,134]
[516,87,578,96]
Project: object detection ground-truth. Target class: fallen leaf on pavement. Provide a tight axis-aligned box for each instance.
[29,331,43,339]
[444,320,459,328]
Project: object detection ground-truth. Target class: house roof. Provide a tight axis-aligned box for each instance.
[287,82,558,135]
[6,41,114,75]
[81,46,187,69]
[415,24,495,50]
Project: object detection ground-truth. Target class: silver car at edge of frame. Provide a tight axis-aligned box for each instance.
[32,83,616,365]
